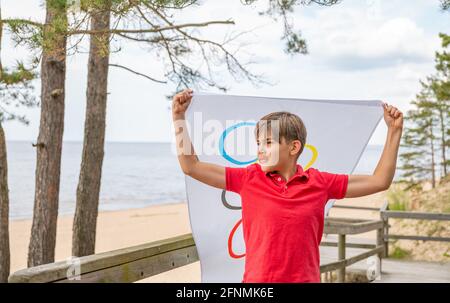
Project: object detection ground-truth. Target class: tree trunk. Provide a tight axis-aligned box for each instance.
[0,123,10,282]
[438,107,447,176]
[28,0,67,267]
[0,3,10,284]
[429,119,436,188]
[72,4,110,257]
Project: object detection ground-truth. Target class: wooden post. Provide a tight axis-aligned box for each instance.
[380,201,389,258]
[376,228,383,273]
[376,228,383,256]
[337,234,346,283]
[384,217,389,258]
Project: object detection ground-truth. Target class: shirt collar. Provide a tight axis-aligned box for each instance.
[264,164,309,182]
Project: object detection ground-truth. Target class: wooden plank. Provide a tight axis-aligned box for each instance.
[9,233,196,283]
[386,234,450,242]
[324,219,384,235]
[320,260,346,273]
[344,246,384,268]
[326,217,368,223]
[382,211,450,221]
[57,246,199,283]
[332,205,381,211]
[320,241,376,249]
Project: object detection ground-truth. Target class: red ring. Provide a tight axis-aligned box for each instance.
[228,218,246,259]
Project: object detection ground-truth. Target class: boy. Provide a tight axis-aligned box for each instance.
[172,88,403,283]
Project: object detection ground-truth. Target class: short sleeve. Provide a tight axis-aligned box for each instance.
[225,166,248,194]
[320,171,349,200]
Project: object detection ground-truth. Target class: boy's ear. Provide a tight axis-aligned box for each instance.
[290,140,302,156]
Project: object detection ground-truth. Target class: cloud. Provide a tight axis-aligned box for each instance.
[301,8,439,71]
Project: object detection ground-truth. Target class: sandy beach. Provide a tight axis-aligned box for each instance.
[9,202,201,282]
[9,191,388,282]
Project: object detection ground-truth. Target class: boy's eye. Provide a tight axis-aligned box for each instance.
[257,140,272,146]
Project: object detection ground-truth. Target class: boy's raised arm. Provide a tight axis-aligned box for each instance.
[345,103,403,198]
[172,89,226,190]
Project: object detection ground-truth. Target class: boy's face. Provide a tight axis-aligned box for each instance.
[256,130,297,173]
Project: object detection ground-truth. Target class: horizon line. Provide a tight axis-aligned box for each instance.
[6,139,384,146]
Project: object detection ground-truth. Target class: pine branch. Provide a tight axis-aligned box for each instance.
[109,63,166,83]
[69,20,235,35]
[1,18,44,29]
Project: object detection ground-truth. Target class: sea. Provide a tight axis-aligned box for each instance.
[6,141,395,220]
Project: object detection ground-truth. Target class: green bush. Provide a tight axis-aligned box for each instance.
[390,246,411,259]
[387,185,410,211]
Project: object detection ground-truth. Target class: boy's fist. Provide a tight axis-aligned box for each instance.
[172,89,193,118]
[383,102,403,131]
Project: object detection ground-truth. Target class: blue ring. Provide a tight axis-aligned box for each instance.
[219,122,257,165]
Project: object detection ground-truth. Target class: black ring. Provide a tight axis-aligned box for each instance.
[221,190,242,210]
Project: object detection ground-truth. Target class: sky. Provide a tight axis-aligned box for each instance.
[2,0,449,145]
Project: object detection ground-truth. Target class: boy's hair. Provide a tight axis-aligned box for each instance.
[254,111,307,158]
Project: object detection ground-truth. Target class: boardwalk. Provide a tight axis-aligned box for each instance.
[320,242,450,283]
[373,259,450,283]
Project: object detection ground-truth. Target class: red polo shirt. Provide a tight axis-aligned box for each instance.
[225,163,348,283]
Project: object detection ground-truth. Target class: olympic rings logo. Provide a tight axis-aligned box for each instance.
[220,122,318,259]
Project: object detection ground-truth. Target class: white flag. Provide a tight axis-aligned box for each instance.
[183,93,383,282]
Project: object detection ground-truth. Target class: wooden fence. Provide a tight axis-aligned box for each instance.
[380,203,450,257]
[9,202,449,283]
[9,217,384,283]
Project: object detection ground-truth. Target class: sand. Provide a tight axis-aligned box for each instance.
[9,202,201,282]
[9,191,389,282]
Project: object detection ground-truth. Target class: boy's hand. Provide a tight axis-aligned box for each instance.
[383,102,403,131]
[172,89,193,119]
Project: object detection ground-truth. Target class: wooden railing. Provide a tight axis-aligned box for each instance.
[380,205,450,257]
[9,217,385,283]
[8,234,198,283]
[320,217,385,282]
[10,201,448,283]
[331,205,382,211]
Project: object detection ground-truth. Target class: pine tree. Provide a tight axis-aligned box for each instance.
[0,2,38,281]
[399,33,449,188]
[429,33,450,176]
[399,102,438,190]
